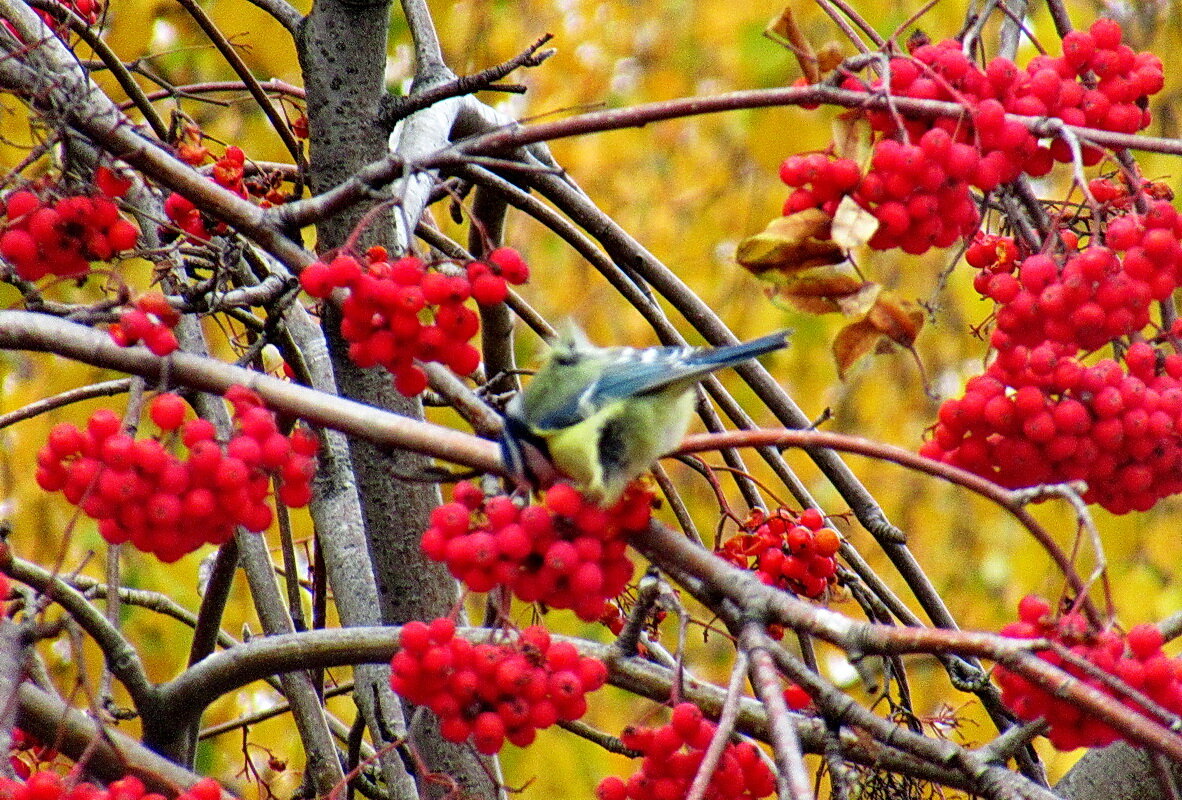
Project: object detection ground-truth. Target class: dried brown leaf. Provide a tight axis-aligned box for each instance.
[736,210,844,275]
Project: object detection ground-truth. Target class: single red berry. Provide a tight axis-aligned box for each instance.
[488,247,530,284]
[1127,624,1164,660]
[299,261,334,298]
[0,229,37,266]
[149,393,187,431]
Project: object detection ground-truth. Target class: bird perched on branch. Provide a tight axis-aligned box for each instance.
[500,324,791,505]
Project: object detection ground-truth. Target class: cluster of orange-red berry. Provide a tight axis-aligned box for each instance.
[162,139,287,244]
[35,387,317,562]
[782,19,1163,255]
[995,595,1182,751]
[0,774,223,800]
[163,146,250,243]
[299,246,528,396]
[390,619,607,754]
[718,508,841,599]
[0,770,223,798]
[421,481,652,621]
[0,170,139,281]
[922,198,1182,512]
[108,292,180,356]
[596,703,775,800]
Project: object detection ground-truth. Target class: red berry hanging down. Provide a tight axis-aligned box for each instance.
[0,772,226,800]
[925,200,1182,513]
[596,703,776,800]
[995,595,1182,751]
[298,246,530,396]
[35,387,318,562]
[778,20,1164,257]
[0,187,139,281]
[421,481,653,621]
[390,619,607,754]
[719,507,841,599]
[109,293,181,356]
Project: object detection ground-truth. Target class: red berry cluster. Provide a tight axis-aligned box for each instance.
[923,199,1182,512]
[1087,172,1174,211]
[300,246,529,396]
[35,387,318,562]
[780,131,981,255]
[718,508,840,599]
[37,0,101,25]
[108,293,180,356]
[390,619,607,754]
[781,20,1163,256]
[421,481,652,622]
[863,19,1161,156]
[163,147,249,243]
[596,703,775,800]
[994,595,1182,751]
[0,182,138,281]
[0,773,224,800]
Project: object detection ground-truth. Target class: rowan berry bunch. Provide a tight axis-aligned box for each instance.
[35,386,318,562]
[718,507,840,599]
[0,178,139,281]
[163,146,285,243]
[0,773,224,800]
[390,619,608,754]
[1086,173,1174,211]
[420,481,652,621]
[923,198,1182,512]
[994,595,1182,751]
[780,19,1163,256]
[162,147,243,244]
[973,202,1182,350]
[108,292,180,356]
[779,132,981,254]
[595,703,776,800]
[41,0,101,25]
[299,246,529,396]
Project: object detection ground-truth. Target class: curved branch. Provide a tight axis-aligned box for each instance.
[2,551,157,713]
[242,0,303,35]
[16,683,233,797]
[0,311,501,474]
[630,521,1182,760]
[676,428,1091,614]
[0,378,132,429]
[155,624,1013,792]
[444,85,1182,158]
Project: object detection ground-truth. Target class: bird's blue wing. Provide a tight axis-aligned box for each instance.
[593,331,790,403]
[525,331,789,431]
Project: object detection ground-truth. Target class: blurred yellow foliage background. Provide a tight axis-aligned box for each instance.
[2,0,1182,797]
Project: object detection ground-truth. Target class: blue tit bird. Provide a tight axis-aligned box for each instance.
[500,324,790,505]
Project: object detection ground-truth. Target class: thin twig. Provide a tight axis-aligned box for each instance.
[0,379,133,429]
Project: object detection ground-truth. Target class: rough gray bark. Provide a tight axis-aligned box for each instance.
[296,2,495,796]
[1055,743,1182,800]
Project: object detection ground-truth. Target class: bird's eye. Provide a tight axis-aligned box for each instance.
[554,350,581,366]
